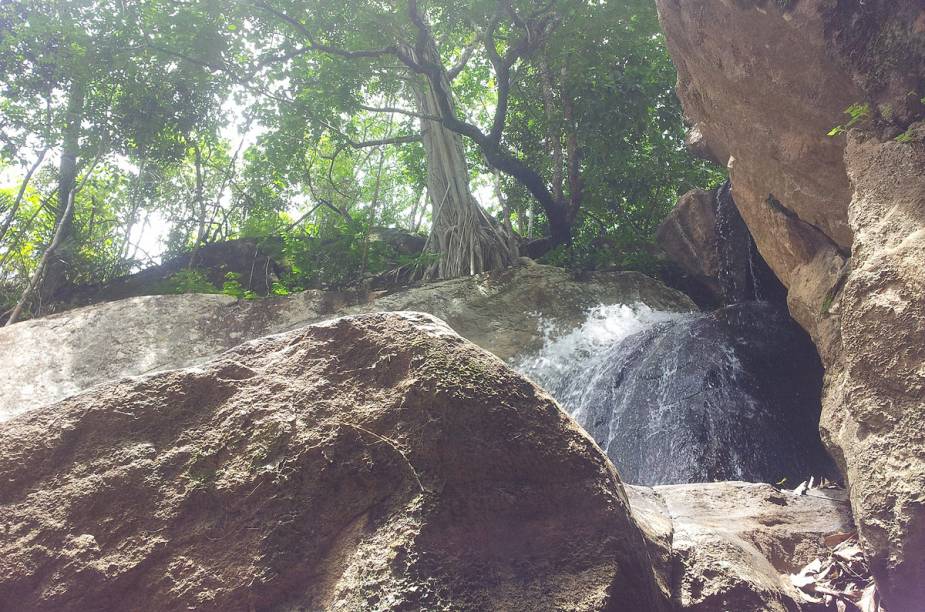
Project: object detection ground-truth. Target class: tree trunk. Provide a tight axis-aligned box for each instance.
[539,58,564,204]
[5,187,77,326]
[400,4,572,262]
[493,169,514,236]
[193,142,207,244]
[361,147,387,276]
[117,159,147,271]
[39,79,84,306]
[561,65,583,220]
[411,43,516,279]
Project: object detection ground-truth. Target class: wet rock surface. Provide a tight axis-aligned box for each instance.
[656,185,750,307]
[527,301,836,486]
[0,312,665,611]
[657,184,786,308]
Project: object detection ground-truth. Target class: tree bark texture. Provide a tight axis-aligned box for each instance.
[411,45,516,279]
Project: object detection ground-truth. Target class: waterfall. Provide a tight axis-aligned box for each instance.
[514,302,836,486]
[746,233,763,302]
[714,179,744,302]
[515,304,691,426]
[713,180,784,305]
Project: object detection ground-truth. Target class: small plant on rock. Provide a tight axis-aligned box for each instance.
[159,269,220,295]
[827,103,872,137]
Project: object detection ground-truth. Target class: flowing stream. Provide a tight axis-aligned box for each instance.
[514,301,836,486]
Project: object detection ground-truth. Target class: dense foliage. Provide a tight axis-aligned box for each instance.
[0,0,721,321]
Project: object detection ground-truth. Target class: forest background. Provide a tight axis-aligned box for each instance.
[0,0,722,321]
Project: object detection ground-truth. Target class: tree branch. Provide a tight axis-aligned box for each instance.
[347,134,422,148]
[5,187,77,326]
[358,104,440,121]
[144,40,296,107]
[0,147,49,244]
[483,22,511,145]
[484,1,557,144]
[446,40,478,81]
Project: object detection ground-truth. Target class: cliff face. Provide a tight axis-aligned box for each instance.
[655,0,925,608]
[831,132,925,606]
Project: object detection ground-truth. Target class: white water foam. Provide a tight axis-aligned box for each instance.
[513,303,689,422]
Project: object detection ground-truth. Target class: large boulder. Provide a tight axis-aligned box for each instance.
[364,261,694,360]
[39,228,430,314]
[0,262,693,422]
[0,312,665,611]
[628,482,854,611]
[821,129,925,608]
[655,0,925,607]
[656,0,858,345]
[49,237,286,308]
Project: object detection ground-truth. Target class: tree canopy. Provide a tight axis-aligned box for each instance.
[0,0,722,322]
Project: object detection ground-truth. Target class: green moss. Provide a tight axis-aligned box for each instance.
[821,293,834,315]
[186,453,220,485]
[415,344,503,394]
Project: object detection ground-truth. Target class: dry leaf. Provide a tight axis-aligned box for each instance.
[824,531,856,547]
[835,544,863,562]
[791,571,816,590]
[816,585,846,597]
[859,583,880,612]
[789,535,884,611]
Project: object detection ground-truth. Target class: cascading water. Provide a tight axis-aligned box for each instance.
[515,304,690,425]
[713,179,788,305]
[746,233,763,302]
[514,301,837,486]
[714,179,746,302]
